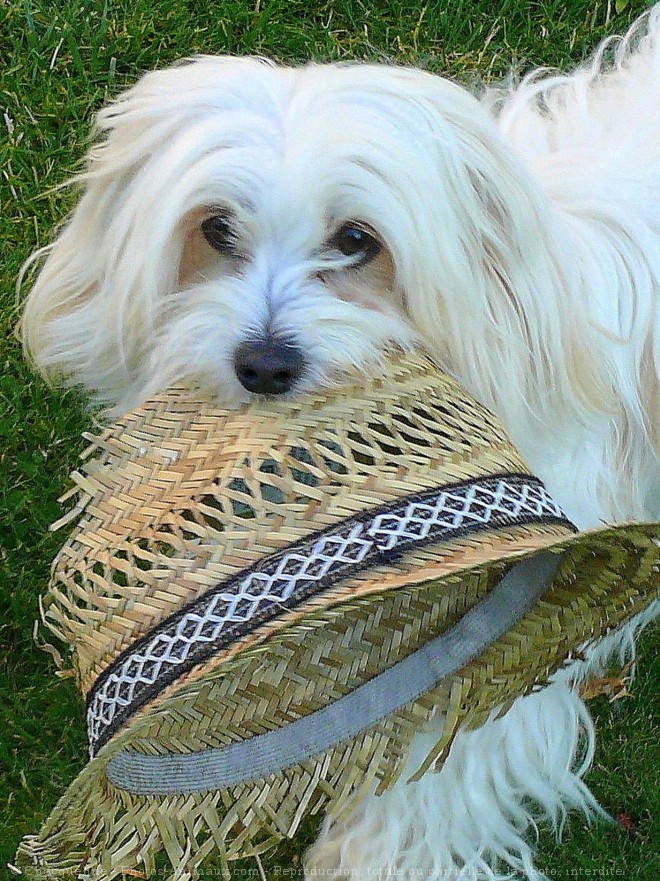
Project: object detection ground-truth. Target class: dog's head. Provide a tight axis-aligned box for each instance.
[22,57,559,414]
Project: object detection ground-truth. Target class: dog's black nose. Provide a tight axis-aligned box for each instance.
[234,339,305,395]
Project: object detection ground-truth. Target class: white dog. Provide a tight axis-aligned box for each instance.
[21,5,659,880]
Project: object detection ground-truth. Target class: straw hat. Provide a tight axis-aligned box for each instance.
[16,353,658,880]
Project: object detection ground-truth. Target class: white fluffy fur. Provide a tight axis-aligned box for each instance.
[21,6,660,880]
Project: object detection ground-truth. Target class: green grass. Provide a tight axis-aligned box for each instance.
[0,0,657,878]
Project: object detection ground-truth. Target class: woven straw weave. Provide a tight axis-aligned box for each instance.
[16,353,659,881]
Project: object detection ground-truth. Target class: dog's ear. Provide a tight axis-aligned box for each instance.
[392,76,598,419]
[19,62,202,404]
[20,171,125,402]
[423,82,568,331]
[19,86,161,404]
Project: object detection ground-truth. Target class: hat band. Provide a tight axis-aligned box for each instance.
[87,472,574,756]
[105,550,562,793]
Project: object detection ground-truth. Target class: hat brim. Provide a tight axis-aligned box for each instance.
[17,519,659,878]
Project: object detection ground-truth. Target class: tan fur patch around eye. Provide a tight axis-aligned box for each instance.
[330,249,400,314]
[178,211,222,288]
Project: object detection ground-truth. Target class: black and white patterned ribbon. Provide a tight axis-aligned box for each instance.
[87,473,574,756]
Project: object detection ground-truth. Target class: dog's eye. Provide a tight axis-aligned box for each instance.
[201,214,235,254]
[330,223,381,264]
